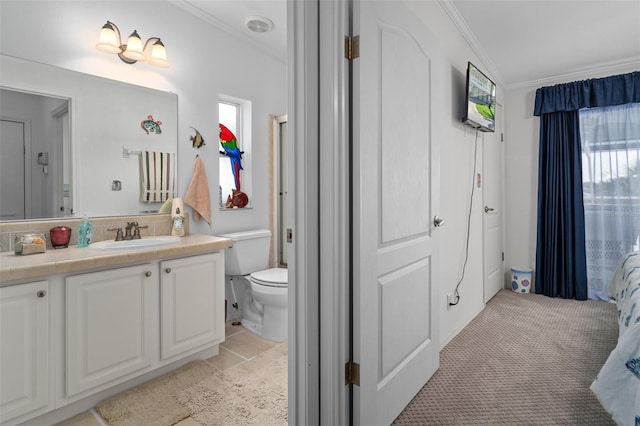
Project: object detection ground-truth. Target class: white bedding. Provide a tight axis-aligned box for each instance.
[591,251,640,425]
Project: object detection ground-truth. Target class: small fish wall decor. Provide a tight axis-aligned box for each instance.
[141,115,162,135]
[190,126,205,148]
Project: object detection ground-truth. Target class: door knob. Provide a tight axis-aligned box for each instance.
[433,216,446,227]
[484,206,495,213]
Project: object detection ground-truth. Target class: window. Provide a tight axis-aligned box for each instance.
[218,96,251,209]
[580,102,640,299]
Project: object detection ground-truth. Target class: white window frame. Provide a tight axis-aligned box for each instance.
[218,95,252,208]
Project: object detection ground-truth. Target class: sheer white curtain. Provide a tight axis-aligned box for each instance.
[580,102,640,300]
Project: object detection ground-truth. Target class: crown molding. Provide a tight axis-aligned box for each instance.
[169,0,286,64]
[438,0,505,88]
[438,0,640,92]
[506,57,640,91]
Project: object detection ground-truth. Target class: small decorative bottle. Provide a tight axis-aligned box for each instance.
[78,215,93,247]
[171,198,185,237]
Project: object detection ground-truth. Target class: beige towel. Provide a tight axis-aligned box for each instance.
[184,157,211,225]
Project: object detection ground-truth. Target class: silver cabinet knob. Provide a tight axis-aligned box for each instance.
[433,216,446,227]
[36,290,46,298]
[145,271,152,277]
[165,268,172,274]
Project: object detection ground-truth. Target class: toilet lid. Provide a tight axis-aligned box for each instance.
[250,268,288,287]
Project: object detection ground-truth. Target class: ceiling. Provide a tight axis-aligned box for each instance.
[449,0,640,88]
[172,0,287,62]
[174,0,640,89]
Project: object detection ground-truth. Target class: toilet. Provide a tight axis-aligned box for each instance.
[220,229,288,342]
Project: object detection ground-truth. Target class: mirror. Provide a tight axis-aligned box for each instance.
[0,55,178,221]
[1,88,71,220]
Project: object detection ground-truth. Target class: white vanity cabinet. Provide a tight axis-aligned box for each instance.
[65,264,157,397]
[160,252,225,360]
[0,281,50,424]
[0,232,231,426]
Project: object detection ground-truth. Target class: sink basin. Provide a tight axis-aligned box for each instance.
[89,236,181,251]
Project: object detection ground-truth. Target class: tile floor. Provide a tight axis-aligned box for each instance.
[58,322,288,425]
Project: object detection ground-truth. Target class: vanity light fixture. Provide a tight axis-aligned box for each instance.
[96,21,169,68]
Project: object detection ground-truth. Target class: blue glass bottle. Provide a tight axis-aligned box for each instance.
[78,215,93,247]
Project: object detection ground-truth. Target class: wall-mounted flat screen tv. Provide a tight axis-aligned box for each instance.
[462,62,496,132]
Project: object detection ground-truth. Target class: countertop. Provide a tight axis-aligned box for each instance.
[0,234,232,284]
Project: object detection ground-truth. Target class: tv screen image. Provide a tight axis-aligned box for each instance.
[464,62,496,132]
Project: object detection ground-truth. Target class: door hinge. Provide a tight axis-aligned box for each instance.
[501,133,504,142]
[345,35,360,60]
[345,361,360,386]
[502,251,505,262]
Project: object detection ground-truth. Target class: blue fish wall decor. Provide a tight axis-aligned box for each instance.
[141,115,162,135]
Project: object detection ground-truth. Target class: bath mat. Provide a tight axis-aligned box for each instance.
[95,360,216,426]
[55,410,102,426]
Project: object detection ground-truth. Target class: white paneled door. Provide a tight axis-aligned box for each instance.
[483,105,504,303]
[352,1,441,424]
[0,119,26,220]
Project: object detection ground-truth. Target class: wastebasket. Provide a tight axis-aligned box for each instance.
[511,267,533,294]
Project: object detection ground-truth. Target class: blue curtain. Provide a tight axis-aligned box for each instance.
[534,110,588,299]
[533,71,639,300]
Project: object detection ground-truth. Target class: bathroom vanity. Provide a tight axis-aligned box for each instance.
[0,233,231,426]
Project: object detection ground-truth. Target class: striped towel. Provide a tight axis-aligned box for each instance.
[140,151,176,202]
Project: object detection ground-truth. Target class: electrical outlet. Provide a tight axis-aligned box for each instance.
[446,294,452,310]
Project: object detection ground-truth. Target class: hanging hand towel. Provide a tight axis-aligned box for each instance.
[184,156,212,225]
[140,151,176,202]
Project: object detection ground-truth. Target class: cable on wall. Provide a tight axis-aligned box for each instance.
[450,127,480,306]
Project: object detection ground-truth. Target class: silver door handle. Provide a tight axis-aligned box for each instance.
[484,206,494,213]
[433,216,446,227]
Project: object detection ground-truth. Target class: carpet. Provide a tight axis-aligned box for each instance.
[393,289,618,425]
[94,343,287,426]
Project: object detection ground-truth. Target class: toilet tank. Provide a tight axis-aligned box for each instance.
[218,229,271,275]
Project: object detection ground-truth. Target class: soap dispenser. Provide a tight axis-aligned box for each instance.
[78,214,93,247]
[171,198,185,237]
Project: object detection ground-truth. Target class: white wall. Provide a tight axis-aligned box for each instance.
[0,0,287,235]
[503,64,640,286]
[405,2,505,346]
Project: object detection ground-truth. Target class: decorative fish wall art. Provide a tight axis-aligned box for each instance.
[190,126,205,148]
[141,115,162,135]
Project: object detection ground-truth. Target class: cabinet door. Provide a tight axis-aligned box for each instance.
[66,264,155,397]
[160,252,225,359]
[0,281,49,423]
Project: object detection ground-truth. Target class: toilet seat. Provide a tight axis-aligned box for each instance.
[250,268,288,288]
